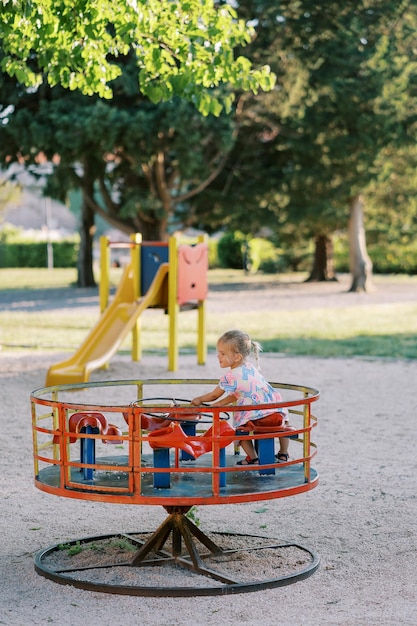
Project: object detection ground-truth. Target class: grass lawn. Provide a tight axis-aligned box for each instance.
[0,268,416,359]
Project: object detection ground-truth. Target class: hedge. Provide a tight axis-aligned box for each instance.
[0,241,78,268]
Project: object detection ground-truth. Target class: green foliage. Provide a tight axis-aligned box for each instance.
[204,0,417,278]
[214,234,313,274]
[334,233,417,274]
[53,241,79,268]
[207,239,220,269]
[57,537,136,556]
[185,506,200,527]
[0,0,275,116]
[272,2,406,214]
[0,64,238,240]
[0,222,21,241]
[212,235,321,274]
[248,238,282,274]
[58,541,83,556]
[3,0,417,279]
[217,231,247,269]
[107,538,137,553]
[370,243,417,274]
[0,241,78,268]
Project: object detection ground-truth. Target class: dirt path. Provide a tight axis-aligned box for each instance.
[1,273,417,315]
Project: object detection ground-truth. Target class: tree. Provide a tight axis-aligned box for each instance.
[204,1,417,289]
[348,194,373,291]
[3,0,417,289]
[77,158,96,287]
[0,52,237,284]
[270,0,417,290]
[187,1,298,236]
[308,234,337,282]
[1,1,276,285]
[185,1,359,274]
[0,0,275,115]
[365,145,417,258]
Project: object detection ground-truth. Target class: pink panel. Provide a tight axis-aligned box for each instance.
[177,243,208,305]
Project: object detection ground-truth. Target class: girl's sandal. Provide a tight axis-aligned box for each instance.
[236,456,259,466]
[275,452,289,463]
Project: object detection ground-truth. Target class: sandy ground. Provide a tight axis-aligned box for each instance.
[0,276,416,625]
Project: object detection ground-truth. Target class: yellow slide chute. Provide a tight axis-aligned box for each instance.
[45,263,169,387]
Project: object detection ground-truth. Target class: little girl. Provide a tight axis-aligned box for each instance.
[191,329,290,465]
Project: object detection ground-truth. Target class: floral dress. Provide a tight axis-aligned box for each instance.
[218,361,287,428]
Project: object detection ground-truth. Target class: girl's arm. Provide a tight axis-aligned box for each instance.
[210,393,238,407]
[191,386,236,406]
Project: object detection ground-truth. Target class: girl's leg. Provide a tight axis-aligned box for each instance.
[276,436,290,462]
[235,429,258,464]
[239,438,258,460]
[278,436,289,455]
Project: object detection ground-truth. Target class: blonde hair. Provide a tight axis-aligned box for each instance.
[219,329,263,367]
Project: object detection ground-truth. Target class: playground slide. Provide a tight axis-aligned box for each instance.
[45,263,169,387]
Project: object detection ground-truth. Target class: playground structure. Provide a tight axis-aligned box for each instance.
[31,378,319,596]
[45,234,208,386]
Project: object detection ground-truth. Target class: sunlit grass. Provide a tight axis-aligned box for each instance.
[0,268,79,290]
[1,301,416,359]
[1,268,416,359]
[203,304,417,359]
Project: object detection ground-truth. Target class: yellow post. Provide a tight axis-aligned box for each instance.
[99,236,110,314]
[197,234,208,365]
[130,233,142,362]
[31,401,39,478]
[197,302,206,365]
[303,391,311,483]
[168,235,179,371]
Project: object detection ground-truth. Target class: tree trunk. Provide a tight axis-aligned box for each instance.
[306,234,337,282]
[77,168,96,288]
[348,194,373,292]
[137,218,168,242]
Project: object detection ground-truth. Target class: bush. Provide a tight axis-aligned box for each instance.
[214,233,306,274]
[207,238,220,268]
[217,231,247,269]
[333,233,417,275]
[0,240,78,268]
[370,242,417,274]
[333,235,350,273]
[206,230,417,276]
[248,238,282,273]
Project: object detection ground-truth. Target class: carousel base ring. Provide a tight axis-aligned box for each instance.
[34,510,320,596]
